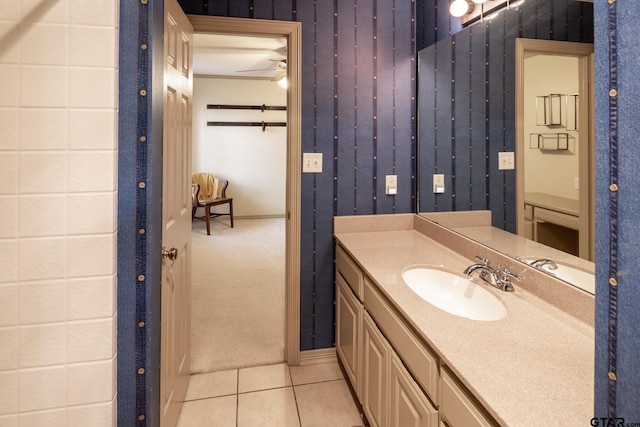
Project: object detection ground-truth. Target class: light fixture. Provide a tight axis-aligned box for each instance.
[450,0,520,23]
[449,0,474,18]
[278,77,288,89]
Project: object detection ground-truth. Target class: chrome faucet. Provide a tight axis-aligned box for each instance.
[464,256,520,292]
[528,258,558,270]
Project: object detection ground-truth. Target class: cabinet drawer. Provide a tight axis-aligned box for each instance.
[336,244,364,301]
[440,368,496,427]
[534,206,579,230]
[364,278,440,405]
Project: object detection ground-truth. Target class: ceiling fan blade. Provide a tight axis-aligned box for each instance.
[271,72,287,82]
[236,68,279,72]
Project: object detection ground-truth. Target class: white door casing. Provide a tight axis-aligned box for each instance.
[161,1,193,426]
[188,15,302,365]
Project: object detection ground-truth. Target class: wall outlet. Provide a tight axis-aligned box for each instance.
[302,153,323,173]
[385,175,397,195]
[498,152,515,170]
[433,174,445,193]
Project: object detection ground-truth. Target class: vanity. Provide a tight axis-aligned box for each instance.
[524,192,580,257]
[334,213,594,426]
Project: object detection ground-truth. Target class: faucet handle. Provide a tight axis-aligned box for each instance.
[500,268,521,282]
[474,255,490,265]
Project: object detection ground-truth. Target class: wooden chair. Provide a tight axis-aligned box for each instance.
[191,174,234,235]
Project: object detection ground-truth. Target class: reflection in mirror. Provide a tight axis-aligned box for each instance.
[515,38,595,263]
[416,1,595,293]
[421,210,595,294]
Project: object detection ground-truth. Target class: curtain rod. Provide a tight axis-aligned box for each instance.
[206,121,287,132]
[206,104,286,112]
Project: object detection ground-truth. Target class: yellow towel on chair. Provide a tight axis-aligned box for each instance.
[192,172,219,201]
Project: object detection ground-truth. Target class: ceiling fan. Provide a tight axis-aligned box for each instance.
[237,58,287,83]
[270,59,287,83]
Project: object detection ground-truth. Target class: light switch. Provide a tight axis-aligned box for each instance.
[302,153,323,173]
[498,152,515,170]
[385,175,397,195]
[433,174,445,193]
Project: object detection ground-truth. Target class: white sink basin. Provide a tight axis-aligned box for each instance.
[402,268,506,321]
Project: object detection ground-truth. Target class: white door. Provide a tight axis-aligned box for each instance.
[161,1,193,426]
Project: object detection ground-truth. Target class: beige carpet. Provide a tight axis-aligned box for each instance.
[190,217,285,373]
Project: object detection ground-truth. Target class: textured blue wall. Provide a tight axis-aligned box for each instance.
[117,0,164,425]
[416,0,462,48]
[417,0,593,49]
[180,0,417,350]
[594,1,640,420]
[417,0,593,232]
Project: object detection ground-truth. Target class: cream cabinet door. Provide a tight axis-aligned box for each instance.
[362,312,390,427]
[336,275,362,399]
[389,353,438,427]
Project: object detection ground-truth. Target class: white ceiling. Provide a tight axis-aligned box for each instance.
[193,33,287,78]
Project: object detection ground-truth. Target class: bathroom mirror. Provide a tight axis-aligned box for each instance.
[416,1,595,293]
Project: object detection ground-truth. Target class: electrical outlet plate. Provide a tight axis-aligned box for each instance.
[385,175,397,195]
[498,152,515,170]
[302,153,323,173]
[433,174,445,193]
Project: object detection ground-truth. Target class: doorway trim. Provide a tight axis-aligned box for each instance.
[188,15,302,365]
[515,38,595,261]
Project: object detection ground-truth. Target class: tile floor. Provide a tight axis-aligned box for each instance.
[177,361,364,427]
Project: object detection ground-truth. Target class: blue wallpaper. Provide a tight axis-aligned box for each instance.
[594,0,640,419]
[180,0,416,350]
[417,0,593,232]
[416,0,462,48]
[117,1,164,424]
[416,0,594,49]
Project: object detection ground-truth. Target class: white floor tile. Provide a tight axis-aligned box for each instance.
[185,370,238,401]
[289,361,344,386]
[295,380,363,427]
[237,387,300,427]
[176,395,236,427]
[238,363,291,393]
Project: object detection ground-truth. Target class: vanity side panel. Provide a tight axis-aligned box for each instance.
[336,275,362,400]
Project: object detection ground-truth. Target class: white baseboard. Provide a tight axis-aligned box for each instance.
[236,214,286,220]
[298,348,337,365]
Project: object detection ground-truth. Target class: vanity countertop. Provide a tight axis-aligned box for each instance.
[334,214,594,426]
[525,192,580,217]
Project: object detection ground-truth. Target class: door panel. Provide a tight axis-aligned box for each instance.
[362,312,389,427]
[161,1,193,426]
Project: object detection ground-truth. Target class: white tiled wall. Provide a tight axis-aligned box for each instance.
[0,1,118,425]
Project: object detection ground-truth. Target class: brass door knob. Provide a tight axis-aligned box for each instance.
[162,247,178,261]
